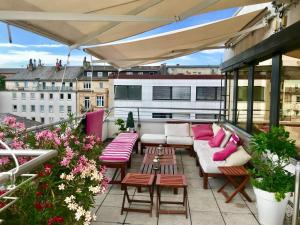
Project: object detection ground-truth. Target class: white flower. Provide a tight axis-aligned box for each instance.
[58,184,65,190]
[64,195,75,204]
[66,174,74,181]
[67,202,78,211]
[92,214,97,221]
[60,173,66,179]
[88,185,101,194]
[75,206,85,221]
[76,188,82,193]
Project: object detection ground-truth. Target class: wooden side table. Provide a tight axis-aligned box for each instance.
[121,173,155,216]
[156,174,188,218]
[218,166,252,203]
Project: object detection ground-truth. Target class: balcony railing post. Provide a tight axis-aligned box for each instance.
[292,161,300,225]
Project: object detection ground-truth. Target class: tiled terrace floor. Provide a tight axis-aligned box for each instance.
[91,149,282,225]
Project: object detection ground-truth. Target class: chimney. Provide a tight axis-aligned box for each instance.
[27,58,34,71]
[33,59,37,69]
[38,59,42,67]
[55,59,60,71]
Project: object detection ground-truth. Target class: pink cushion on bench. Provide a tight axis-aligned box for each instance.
[208,128,225,147]
[213,141,237,161]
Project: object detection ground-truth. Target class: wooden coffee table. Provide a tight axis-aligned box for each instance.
[140,147,177,175]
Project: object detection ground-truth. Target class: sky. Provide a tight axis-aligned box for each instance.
[0,7,237,68]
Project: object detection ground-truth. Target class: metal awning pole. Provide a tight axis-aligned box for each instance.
[292,161,300,225]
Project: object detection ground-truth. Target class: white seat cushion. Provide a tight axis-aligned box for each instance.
[194,140,225,174]
[165,123,190,137]
[167,136,193,145]
[141,134,166,144]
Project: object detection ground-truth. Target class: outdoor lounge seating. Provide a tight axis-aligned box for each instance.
[140,123,193,155]
[193,123,251,189]
[99,132,138,184]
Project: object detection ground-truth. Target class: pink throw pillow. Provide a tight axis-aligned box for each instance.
[195,135,213,141]
[192,127,213,140]
[208,128,225,147]
[229,133,240,144]
[213,141,237,161]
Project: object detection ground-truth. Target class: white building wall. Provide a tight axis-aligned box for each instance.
[112,78,224,120]
[1,90,77,124]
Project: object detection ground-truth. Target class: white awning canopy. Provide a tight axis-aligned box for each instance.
[85,10,265,68]
[0,0,270,49]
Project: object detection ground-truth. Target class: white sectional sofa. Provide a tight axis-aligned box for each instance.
[194,123,251,189]
[140,122,194,154]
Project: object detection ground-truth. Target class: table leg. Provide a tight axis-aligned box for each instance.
[121,186,127,215]
[226,176,252,203]
[156,186,160,218]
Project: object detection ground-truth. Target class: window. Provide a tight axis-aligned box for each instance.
[60,93,64,100]
[12,105,17,112]
[297,96,300,103]
[84,82,91,89]
[21,93,26,99]
[67,93,71,100]
[41,117,45,123]
[15,81,19,87]
[31,105,35,112]
[51,82,55,90]
[237,67,248,130]
[84,97,90,110]
[31,117,36,121]
[67,106,72,113]
[152,113,172,118]
[97,72,103,77]
[153,86,171,100]
[49,117,54,123]
[196,87,223,100]
[195,114,217,119]
[238,86,265,101]
[49,93,53,100]
[99,82,104,88]
[49,105,53,113]
[153,86,191,100]
[86,72,93,77]
[69,82,73,88]
[42,82,46,90]
[138,72,143,75]
[126,72,133,75]
[96,96,104,107]
[40,105,45,113]
[115,85,142,100]
[24,81,29,88]
[22,105,26,112]
[40,93,44,100]
[12,92,17,99]
[30,93,35,99]
[226,72,235,122]
[59,105,64,113]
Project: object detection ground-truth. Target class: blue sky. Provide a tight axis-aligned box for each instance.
[0,8,237,68]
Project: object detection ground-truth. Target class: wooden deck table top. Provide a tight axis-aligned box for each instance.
[140,147,177,175]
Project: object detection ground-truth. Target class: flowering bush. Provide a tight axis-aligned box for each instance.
[0,116,108,225]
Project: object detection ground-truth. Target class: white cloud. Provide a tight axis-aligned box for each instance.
[0,50,85,67]
[0,43,64,48]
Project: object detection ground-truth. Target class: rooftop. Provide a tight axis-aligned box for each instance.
[5,66,82,81]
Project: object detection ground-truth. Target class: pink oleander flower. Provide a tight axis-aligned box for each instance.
[3,116,16,126]
[0,132,4,140]
[11,139,24,149]
[18,157,28,165]
[0,157,10,166]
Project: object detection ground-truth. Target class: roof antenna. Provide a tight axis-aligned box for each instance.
[6,24,12,43]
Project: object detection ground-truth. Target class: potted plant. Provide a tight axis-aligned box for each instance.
[250,126,297,225]
[115,118,126,133]
[126,111,135,133]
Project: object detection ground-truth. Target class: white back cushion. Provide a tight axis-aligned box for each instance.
[220,129,232,148]
[165,123,190,137]
[225,146,251,166]
[212,123,221,136]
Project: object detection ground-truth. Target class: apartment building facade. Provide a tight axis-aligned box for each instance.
[161,65,221,75]
[108,74,225,121]
[0,64,80,124]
